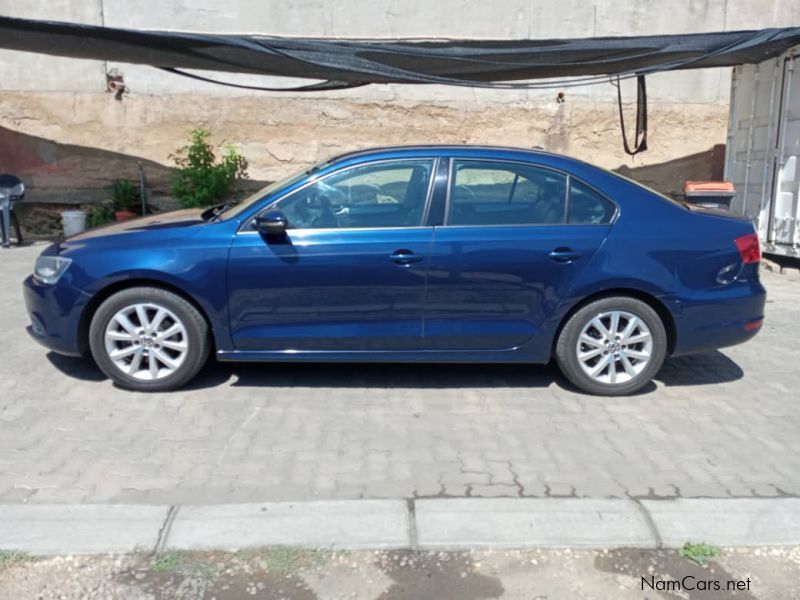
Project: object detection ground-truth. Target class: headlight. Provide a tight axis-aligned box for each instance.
[33,256,72,284]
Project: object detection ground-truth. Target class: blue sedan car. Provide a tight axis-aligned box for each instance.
[23,145,765,395]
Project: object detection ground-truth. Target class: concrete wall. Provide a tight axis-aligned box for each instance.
[1,0,799,206]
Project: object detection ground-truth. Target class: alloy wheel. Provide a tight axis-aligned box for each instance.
[576,310,653,385]
[104,303,188,381]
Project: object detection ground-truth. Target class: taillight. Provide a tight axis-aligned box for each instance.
[734,233,761,264]
[744,319,763,331]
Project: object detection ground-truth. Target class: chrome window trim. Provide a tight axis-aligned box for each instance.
[565,174,572,223]
[237,157,439,234]
[420,157,440,226]
[237,225,436,236]
[433,221,615,230]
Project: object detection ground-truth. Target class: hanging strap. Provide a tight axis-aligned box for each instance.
[158,67,368,92]
[617,74,648,156]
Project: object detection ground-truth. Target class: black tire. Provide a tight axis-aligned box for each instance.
[89,286,211,392]
[555,296,667,396]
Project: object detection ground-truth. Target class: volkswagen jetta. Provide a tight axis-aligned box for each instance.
[23,146,766,395]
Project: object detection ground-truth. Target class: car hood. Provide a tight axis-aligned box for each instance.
[51,208,213,256]
[66,208,207,242]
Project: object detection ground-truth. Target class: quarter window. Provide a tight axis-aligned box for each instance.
[447,160,567,226]
[568,179,615,224]
[275,159,434,229]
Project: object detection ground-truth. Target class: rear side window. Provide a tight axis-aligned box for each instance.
[447,160,567,226]
[568,179,616,224]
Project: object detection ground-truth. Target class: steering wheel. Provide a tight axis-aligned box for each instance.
[314,193,339,228]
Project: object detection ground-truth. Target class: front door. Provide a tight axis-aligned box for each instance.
[423,159,614,357]
[227,158,436,352]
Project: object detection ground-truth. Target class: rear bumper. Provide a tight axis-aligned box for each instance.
[669,280,767,356]
[23,275,90,356]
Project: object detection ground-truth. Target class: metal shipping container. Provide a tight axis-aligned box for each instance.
[725,45,800,259]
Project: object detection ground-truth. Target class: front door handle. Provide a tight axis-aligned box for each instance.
[390,250,424,265]
[549,247,582,262]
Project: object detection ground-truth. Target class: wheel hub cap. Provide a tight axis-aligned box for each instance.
[104,303,188,381]
[576,309,653,386]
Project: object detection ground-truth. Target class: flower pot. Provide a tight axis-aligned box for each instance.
[115,210,137,221]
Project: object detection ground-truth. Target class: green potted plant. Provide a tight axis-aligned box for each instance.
[86,202,115,228]
[110,179,140,221]
[171,128,248,208]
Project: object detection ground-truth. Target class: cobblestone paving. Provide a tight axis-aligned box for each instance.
[2,243,799,504]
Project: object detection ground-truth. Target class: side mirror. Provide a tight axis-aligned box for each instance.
[254,210,288,237]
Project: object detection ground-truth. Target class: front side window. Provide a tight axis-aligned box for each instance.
[447,160,567,226]
[274,159,434,229]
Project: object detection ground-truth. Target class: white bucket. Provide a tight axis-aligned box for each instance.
[61,210,86,237]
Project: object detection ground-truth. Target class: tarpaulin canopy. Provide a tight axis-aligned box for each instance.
[2,16,800,155]
[1,16,800,91]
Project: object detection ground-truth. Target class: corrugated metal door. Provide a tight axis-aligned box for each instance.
[771,55,800,250]
[725,60,781,239]
[725,49,800,256]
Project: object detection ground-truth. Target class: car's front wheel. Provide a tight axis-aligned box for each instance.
[555,296,667,396]
[89,286,211,392]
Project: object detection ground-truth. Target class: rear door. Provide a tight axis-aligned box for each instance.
[423,158,614,356]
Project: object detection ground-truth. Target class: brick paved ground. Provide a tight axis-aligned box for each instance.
[1,243,799,504]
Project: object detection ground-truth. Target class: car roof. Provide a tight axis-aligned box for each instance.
[328,144,556,162]
[321,144,606,178]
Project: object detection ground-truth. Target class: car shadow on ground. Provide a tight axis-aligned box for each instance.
[207,361,563,391]
[46,352,107,382]
[656,351,744,387]
[46,349,744,394]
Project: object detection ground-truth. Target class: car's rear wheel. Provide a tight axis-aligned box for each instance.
[89,287,210,392]
[555,296,667,396]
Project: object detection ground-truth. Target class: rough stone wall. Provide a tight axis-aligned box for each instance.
[0,92,728,206]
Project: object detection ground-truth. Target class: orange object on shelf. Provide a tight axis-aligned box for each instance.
[683,180,736,210]
[684,181,735,194]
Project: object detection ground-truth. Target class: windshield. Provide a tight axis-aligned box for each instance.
[216,161,326,220]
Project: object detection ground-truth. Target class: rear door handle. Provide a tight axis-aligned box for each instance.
[390,250,424,265]
[549,247,582,262]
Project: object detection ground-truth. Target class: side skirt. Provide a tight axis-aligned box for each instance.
[216,348,543,364]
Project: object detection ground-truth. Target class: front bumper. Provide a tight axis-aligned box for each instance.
[669,280,767,356]
[23,275,91,356]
